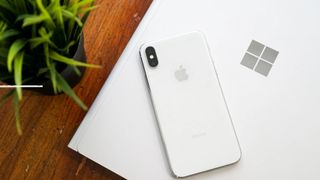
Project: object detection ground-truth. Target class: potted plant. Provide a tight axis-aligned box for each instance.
[0,0,99,134]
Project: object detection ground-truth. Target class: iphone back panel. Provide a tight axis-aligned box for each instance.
[139,32,241,178]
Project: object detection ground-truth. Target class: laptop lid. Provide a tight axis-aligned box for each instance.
[70,0,320,179]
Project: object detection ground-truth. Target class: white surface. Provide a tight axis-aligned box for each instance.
[140,32,241,177]
[69,0,320,179]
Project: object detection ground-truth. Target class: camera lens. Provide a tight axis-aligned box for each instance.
[146,46,158,67]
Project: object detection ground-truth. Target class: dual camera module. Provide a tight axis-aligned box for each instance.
[145,47,158,67]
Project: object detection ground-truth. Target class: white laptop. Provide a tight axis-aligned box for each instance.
[69,0,320,179]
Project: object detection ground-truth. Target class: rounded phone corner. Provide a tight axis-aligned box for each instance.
[139,43,148,65]
[139,42,148,54]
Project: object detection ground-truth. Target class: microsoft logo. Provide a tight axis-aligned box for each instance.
[241,40,279,76]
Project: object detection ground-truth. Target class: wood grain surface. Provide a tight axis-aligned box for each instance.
[0,0,152,179]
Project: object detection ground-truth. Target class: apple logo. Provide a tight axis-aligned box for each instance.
[175,66,189,81]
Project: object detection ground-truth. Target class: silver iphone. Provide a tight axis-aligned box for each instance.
[139,32,241,178]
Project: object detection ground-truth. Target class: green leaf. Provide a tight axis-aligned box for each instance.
[29,27,57,49]
[13,91,22,135]
[61,40,76,52]
[7,39,27,72]
[35,0,55,29]
[44,43,57,94]
[0,21,7,32]
[79,6,96,15]
[16,14,33,22]
[77,0,94,8]
[49,0,64,29]
[37,67,49,76]
[49,50,101,68]
[14,52,24,100]
[61,9,83,27]
[29,37,47,49]
[72,66,81,76]
[22,14,47,27]
[80,5,97,25]
[39,27,54,43]
[70,0,94,13]
[0,29,20,41]
[56,72,87,110]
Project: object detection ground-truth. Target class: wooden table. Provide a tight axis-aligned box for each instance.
[0,0,152,179]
